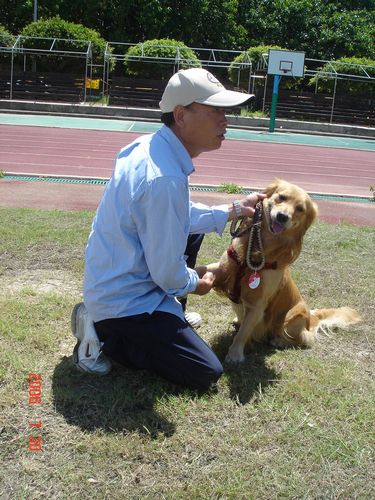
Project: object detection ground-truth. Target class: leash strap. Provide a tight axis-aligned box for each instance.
[246,201,266,271]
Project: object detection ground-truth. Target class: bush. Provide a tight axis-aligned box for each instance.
[0,25,14,74]
[217,182,243,194]
[308,57,375,95]
[20,17,112,74]
[228,44,308,92]
[228,45,284,88]
[0,24,15,49]
[123,39,201,80]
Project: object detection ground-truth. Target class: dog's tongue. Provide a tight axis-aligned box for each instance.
[272,221,284,234]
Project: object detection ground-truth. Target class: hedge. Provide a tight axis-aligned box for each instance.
[20,17,112,74]
[124,39,201,80]
[308,57,375,95]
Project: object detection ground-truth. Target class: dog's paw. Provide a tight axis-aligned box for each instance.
[270,337,289,348]
[232,317,241,331]
[224,349,245,365]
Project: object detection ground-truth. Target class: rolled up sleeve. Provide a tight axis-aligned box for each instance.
[189,201,229,236]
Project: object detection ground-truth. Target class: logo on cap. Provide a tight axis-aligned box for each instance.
[206,72,224,88]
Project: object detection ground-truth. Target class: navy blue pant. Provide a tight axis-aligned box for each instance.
[95,312,223,390]
[94,234,223,390]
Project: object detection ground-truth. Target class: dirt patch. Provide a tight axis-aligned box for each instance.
[1,269,81,296]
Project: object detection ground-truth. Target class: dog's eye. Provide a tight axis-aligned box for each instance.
[278,194,287,202]
[296,205,304,213]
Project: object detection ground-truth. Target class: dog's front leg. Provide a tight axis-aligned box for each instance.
[200,262,227,287]
[231,302,244,329]
[225,305,264,364]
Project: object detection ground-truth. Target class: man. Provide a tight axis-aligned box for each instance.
[71,67,264,390]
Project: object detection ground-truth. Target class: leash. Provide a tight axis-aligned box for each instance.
[230,201,266,271]
[246,201,265,271]
[227,201,277,300]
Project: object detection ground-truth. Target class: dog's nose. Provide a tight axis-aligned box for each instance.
[276,212,289,224]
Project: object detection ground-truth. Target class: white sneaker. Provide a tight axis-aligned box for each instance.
[185,311,202,329]
[71,303,112,375]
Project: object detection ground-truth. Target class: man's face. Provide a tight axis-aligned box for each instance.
[173,103,228,158]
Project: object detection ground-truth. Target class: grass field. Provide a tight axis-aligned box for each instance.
[0,207,374,499]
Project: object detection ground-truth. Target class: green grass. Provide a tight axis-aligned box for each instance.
[217,182,243,194]
[0,207,374,499]
[239,109,268,119]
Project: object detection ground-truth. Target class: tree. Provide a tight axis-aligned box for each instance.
[328,0,375,10]
[239,0,375,59]
[240,0,328,54]
[319,11,375,60]
[0,0,33,34]
[109,0,246,49]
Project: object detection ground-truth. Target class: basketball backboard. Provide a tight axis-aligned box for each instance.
[267,49,305,77]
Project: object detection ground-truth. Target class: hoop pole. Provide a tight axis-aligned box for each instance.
[269,74,281,132]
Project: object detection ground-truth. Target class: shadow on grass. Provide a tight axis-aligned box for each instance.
[211,328,279,405]
[52,355,185,438]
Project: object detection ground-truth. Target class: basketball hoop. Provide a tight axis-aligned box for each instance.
[267,50,305,78]
[267,49,306,133]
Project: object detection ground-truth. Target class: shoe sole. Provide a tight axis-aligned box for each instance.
[71,303,112,376]
[71,305,91,373]
[70,302,82,339]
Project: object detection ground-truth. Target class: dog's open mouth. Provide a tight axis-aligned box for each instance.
[265,205,286,234]
[269,219,285,234]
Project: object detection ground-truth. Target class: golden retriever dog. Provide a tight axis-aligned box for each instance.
[203,179,361,364]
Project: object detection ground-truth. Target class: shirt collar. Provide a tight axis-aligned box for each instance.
[158,125,195,176]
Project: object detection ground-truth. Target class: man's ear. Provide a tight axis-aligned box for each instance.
[173,105,187,127]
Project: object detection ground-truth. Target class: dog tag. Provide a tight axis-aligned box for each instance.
[248,272,260,289]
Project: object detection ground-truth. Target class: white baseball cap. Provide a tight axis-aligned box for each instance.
[159,68,254,113]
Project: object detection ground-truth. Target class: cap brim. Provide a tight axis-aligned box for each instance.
[196,89,254,108]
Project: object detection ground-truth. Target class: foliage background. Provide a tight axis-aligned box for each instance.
[0,0,374,61]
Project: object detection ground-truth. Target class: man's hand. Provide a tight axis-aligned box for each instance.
[192,271,216,296]
[228,192,266,220]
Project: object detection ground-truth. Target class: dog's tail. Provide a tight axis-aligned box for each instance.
[309,307,361,337]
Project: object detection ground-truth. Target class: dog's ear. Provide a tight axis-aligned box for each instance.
[263,178,282,197]
[304,198,319,230]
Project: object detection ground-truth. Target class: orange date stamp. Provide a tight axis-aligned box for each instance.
[28,373,43,451]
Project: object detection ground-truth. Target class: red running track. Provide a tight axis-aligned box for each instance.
[1,124,374,197]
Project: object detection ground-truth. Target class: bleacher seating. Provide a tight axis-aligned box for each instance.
[108,77,165,108]
[0,71,84,102]
[263,89,375,126]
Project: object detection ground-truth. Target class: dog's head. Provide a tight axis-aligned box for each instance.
[263,179,318,236]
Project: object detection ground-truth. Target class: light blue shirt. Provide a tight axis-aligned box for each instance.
[84,125,229,322]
